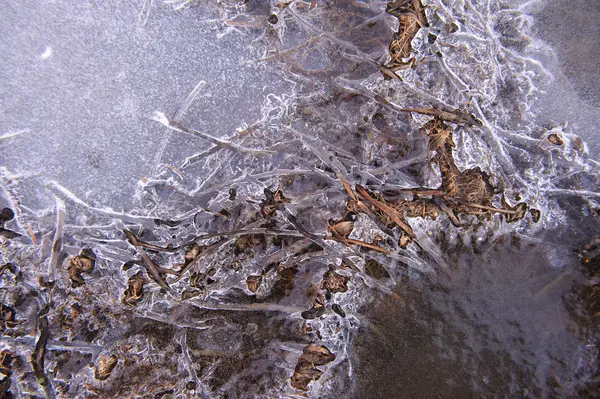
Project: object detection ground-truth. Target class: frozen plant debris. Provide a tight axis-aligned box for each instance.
[0,0,598,397]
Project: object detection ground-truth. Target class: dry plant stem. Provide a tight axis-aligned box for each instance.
[283,212,320,242]
[396,188,446,196]
[32,305,55,399]
[139,249,172,292]
[188,168,328,198]
[173,238,231,283]
[181,145,220,169]
[456,200,518,214]
[187,300,304,314]
[324,236,389,254]
[2,336,104,356]
[123,236,179,253]
[339,80,480,125]
[356,185,416,238]
[123,230,171,292]
[376,98,481,126]
[338,173,396,237]
[286,5,380,67]
[178,333,203,395]
[185,228,305,244]
[137,310,211,331]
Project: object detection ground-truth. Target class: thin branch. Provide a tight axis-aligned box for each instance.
[123,230,172,292]
[356,184,416,238]
[32,305,55,399]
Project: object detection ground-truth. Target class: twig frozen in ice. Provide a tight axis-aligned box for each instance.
[152,111,276,156]
[186,228,306,244]
[0,129,30,141]
[286,4,385,71]
[178,332,210,397]
[1,335,105,357]
[325,236,389,254]
[193,152,237,194]
[368,154,428,175]
[48,198,65,279]
[467,100,518,178]
[136,310,211,331]
[137,0,153,26]
[48,181,157,226]
[150,81,206,177]
[187,300,305,314]
[181,121,266,169]
[188,168,329,198]
[181,146,220,170]
[546,188,600,199]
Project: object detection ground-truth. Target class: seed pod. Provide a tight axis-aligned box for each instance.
[547,133,564,145]
[70,255,95,272]
[332,303,346,318]
[67,253,96,287]
[529,208,541,223]
[301,306,326,320]
[123,272,145,306]
[246,275,262,293]
[228,186,237,200]
[0,208,14,225]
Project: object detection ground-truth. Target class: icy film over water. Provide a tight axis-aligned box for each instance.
[0,0,599,398]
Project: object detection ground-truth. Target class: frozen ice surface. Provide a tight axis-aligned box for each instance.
[0,0,289,210]
[0,0,599,398]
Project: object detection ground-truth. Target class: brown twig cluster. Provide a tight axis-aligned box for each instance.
[384,0,428,76]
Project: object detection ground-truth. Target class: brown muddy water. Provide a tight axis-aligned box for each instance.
[354,227,597,398]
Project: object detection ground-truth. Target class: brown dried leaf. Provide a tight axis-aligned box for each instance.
[290,345,336,391]
[95,355,118,381]
[70,255,95,272]
[322,270,350,294]
[300,344,336,365]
